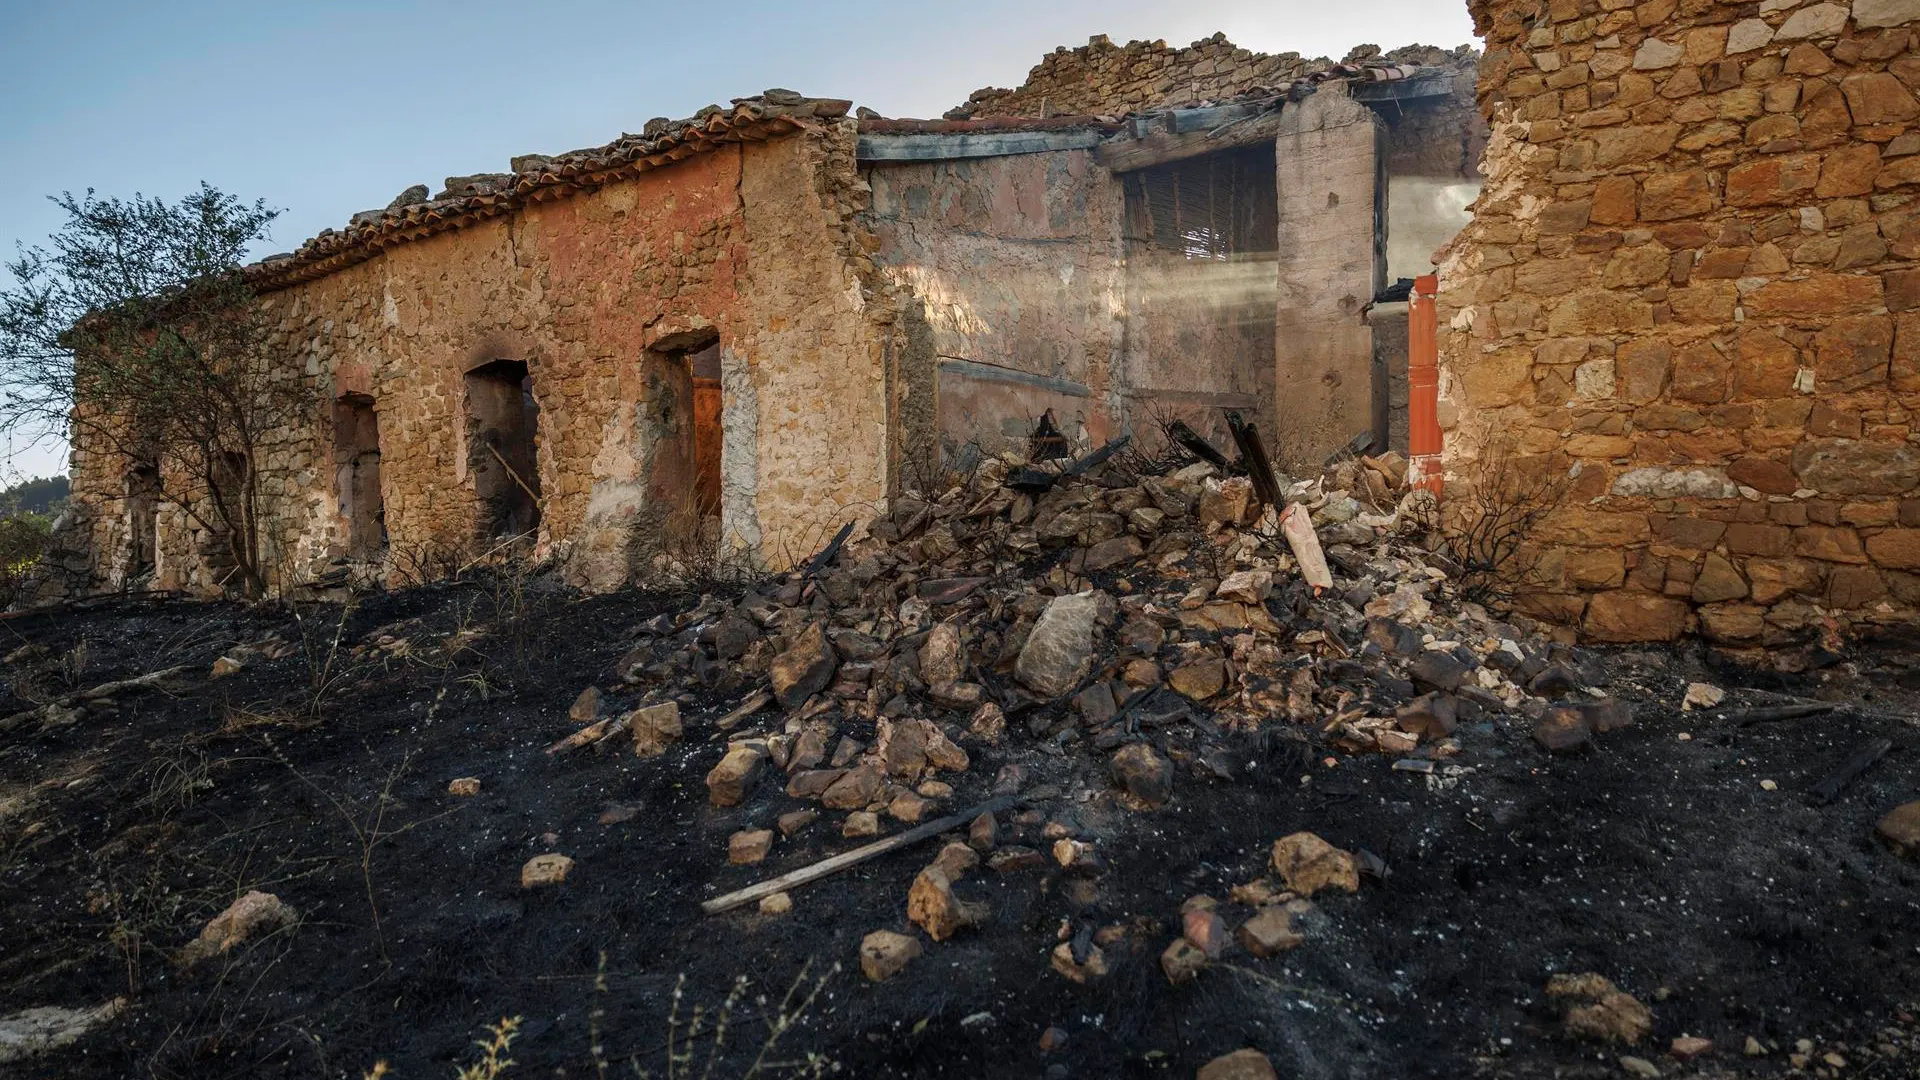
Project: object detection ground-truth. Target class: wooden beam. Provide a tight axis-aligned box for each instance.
[1352,78,1456,106]
[1096,108,1288,173]
[700,795,1017,915]
[858,130,1109,163]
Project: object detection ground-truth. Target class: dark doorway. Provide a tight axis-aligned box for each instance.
[333,393,385,559]
[124,464,159,579]
[648,338,722,522]
[465,359,542,540]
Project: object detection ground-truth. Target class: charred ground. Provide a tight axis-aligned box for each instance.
[1,571,1918,1079]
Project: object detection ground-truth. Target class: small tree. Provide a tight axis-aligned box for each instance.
[0,185,305,596]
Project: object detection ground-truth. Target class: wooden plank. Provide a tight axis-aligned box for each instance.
[700,795,1017,915]
[1168,103,1263,134]
[1352,78,1456,105]
[858,131,1109,163]
[1096,108,1287,174]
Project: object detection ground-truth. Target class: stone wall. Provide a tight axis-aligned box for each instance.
[52,122,893,598]
[956,34,1478,119]
[1440,0,1920,645]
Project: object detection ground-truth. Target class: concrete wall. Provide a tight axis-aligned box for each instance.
[52,123,891,598]
[1443,0,1920,645]
[859,150,1127,458]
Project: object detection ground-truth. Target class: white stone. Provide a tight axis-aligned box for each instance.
[1777,3,1850,38]
[1533,52,1564,72]
[1762,0,1807,12]
[1853,0,1920,27]
[1610,468,1739,499]
[1683,683,1726,711]
[1574,359,1616,400]
[1726,18,1776,53]
[1632,38,1686,69]
[0,1001,127,1065]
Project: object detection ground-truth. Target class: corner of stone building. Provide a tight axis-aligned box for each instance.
[1439,0,1920,647]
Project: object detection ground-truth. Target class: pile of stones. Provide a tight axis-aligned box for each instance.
[570,441,1643,979]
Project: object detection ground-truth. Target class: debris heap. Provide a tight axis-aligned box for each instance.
[551,432,1649,984]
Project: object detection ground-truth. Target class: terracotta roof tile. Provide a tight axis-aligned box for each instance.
[249,95,852,292]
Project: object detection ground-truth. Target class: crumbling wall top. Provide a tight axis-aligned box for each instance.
[951,33,1478,119]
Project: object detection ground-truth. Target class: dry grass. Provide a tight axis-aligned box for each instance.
[1419,425,1574,606]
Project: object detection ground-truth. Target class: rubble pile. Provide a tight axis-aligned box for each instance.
[567,438,1646,978]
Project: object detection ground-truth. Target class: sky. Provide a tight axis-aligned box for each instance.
[0,0,1480,482]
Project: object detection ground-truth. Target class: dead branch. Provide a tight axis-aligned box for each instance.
[484,442,541,505]
[700,794,1017,915]
[1807,736,1892,805]
[0,663,195,734]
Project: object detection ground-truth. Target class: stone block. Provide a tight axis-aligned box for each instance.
[1828,565,1888,607]
[1794,524,1870,563]
[1792,438,1920,495]
[1583,591,1690,642]
[1747,275,1884,318]
[1867,528,1920,568]
[1640,171,1714,220]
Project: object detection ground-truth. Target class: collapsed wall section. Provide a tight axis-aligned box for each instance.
[1441,0,1920,645]
[957,33,1476,119]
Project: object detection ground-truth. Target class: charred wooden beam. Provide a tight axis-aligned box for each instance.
[1168,420,1233,472]
[1226,412,1283,508]
[804,521,856,579]
[1807,736,1893,805]
[1097,107,1288,173]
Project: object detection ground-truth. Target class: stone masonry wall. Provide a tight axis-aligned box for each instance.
[53,123,892,598]
[956,35,1479,119]
[1441,0,1920,645]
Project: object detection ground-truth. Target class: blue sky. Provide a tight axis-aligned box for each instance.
[0,0,1479,480]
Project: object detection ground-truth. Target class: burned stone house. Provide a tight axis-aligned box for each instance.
[41,35,1484,602]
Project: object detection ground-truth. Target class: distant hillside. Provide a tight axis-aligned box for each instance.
[1,475,68,516]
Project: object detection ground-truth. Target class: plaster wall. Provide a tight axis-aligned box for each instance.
[1273,90,1388,468]
[860,150,1127,458]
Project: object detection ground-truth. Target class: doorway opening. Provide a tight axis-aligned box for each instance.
[647,336,722,522]
[333,393,385,559]
[124,463,159,580]
[465,359,542,541]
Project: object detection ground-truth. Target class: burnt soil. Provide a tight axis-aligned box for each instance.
[2,575,1918,1080]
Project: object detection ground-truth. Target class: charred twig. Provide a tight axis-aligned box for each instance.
[1062,434,1133,478]
[1807,736,1893,805]
[484,442,540,505]
[712,690,774,732]
[0,664,196,734]
[545,716,628,756]
[1004,435,1136,495]
[700,795,1017,915]
[1734,702,1839,726]
[1028,410,1071,461]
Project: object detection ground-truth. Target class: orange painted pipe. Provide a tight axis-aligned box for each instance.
[1407,274,1443,497]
